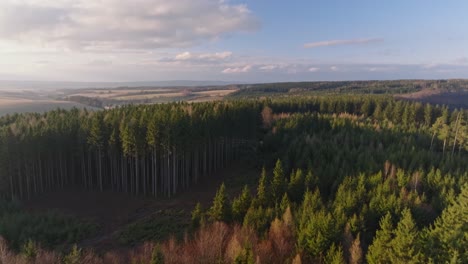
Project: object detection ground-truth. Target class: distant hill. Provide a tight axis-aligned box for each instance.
[0,80,238,90]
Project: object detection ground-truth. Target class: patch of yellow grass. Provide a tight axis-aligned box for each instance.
[193,90,236,96]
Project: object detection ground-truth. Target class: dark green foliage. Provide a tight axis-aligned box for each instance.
[366,213,393,264]
[255,167,268,207]
[0,94,467,261]
[288,169,305,203]
[232,185,252,223]
[230,80,468,100]
[209,183,231,222]
[0,200,96,250]
[117,209,188,245]
[298,210,338,258]
[243,206,275,235]
[424,184,468,263]
[389,209,422,263]
[271,160,286,203]
[366,209,423,264]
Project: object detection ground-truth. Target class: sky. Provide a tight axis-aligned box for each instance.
[0,0,468,83]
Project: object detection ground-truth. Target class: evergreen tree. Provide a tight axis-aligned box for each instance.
[324,243,345,264]
[425,184,468,263]
[64,245,82,264]
[288,169,305,203]
[271,159,286,203]
[279,193,291,215]
[191,202,204,229]
[299,210,337,259]
[256,167,268,206]
[389,208,422,264]
[366,213,393,264]
[208,183,231,222]
[232,185,252,222]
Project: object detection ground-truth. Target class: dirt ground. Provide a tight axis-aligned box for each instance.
[23,162,258,250]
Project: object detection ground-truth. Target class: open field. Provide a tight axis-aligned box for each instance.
[0,96,95,116]
[62,86,238,107]
[0,85,238,115]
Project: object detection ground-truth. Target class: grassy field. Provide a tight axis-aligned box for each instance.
[62,86,238,107]
[0,96,95,116]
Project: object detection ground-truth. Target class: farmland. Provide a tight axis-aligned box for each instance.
[0,97,94,113]
[0,85,237,116]
[61,86,238,108]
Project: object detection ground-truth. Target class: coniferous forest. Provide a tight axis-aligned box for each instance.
[0,95,467,263]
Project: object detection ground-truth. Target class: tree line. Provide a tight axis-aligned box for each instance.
[0,102,260,200]
[1,97,467,200]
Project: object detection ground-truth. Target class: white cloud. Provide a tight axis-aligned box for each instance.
[308,67,320,72]
[368,66,397,72]
[173,51,232,62]
[259,65,278,71]
[330,66,339,71]
[0,0,258,50]
[222,65,252,74]
[174,52,193,61]
[304,38,383,48]
[422,63,438,69]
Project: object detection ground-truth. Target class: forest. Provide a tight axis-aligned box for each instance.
[0,94,467,263]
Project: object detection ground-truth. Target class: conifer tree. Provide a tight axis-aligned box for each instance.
[271,159,286,203]
[232,185,252,222]
[425,184,468,263]
[191,202,204,229]
[288,169,305,203]
[209,183,231,222]
[279,193,290,215]
[324,243,345,264]
[256,167,268,206]
[366,213,393,264]
[389,208,422,264]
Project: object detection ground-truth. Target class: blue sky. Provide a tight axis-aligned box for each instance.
[0,0,467,82]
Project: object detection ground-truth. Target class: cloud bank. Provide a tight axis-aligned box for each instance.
[304,38,383,48]
[0,0,259,50]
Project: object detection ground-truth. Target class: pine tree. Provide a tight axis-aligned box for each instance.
[366,213,393,264]
[232,185,252,222]
[256,167,268,206]
[424,184,468,263]
[389,209,422,264]
[299,210,337,258]
[208,183,231,222]
[64,245,82,264]
[324,243,345,264]
[288,169,305,203]
[191,202,204,228]
[279,193,290,215]
[271,159,286,203]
